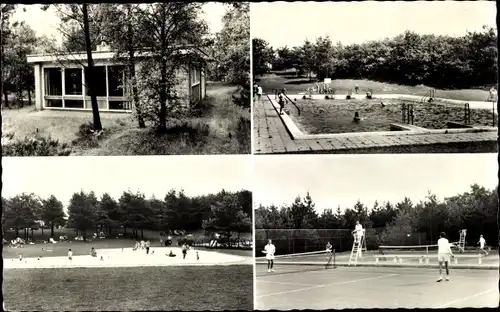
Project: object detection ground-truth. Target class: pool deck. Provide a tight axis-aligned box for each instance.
[253,96,498,154]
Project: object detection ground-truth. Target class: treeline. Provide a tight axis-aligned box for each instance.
[2,189,252,242]
[255,184,497,253]
[0,4,54,108]
[253,27,497,89]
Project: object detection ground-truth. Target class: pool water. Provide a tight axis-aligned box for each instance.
[287,98,495,134]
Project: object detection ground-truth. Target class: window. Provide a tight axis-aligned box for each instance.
[64,68,83,95]
[191,67,200,85]
[85,66,106,96]
[108,66,126,96]
[65,100,84,108]
[109,101,127,110]
[46,99,62,107]
[45,68,62,96]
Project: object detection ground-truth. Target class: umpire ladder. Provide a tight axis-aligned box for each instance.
[457,229,466,252]
[348,231,366,266]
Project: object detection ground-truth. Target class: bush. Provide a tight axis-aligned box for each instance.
[77,122,95,137]
[72,122,101,149]
[2,135,71,156]
[235,116,251,153]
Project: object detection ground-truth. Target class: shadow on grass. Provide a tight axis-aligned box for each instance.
[285,79,314,85]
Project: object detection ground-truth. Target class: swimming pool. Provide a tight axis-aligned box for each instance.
[286,98,495,135]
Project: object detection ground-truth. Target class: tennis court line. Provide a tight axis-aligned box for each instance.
[256,273,398,298]
[435,288,498,308]
[258,280,319,287]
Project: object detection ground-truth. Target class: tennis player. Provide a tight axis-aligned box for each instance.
[437,232,454,282]
[477,235,489,256]
[263,239,276,273]
[326,242,333,254]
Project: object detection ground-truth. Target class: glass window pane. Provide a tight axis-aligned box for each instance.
[108,66,125,96]
[65,100,84,108]
[64,68,83,95]
[45,68,62,96]
[109,101,131,110]
[46,99,62,107]
[84,98,107,109]
[85,67,107,97]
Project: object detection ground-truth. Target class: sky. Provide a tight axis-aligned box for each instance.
[251,1,497,48]
[11,2,227,45]
[2,156,252,208]
[253,154,498,212]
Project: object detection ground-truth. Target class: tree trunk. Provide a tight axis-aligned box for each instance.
[0,16,4,110]
[28,88,32,106]
[3,91,8,108]
[41,226,44,236]
[51,224,54,238]
[141,228,144,240]
[15,228,19,238]
[158,4,167,132]
[126,4,145,128]
[82,3,103,131]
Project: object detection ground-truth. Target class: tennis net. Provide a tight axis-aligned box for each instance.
[378,242,461,255]
[255,250,336,276]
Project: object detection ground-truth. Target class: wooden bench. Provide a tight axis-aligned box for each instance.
[374,254,484,265]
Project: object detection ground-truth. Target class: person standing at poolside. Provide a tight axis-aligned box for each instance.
[146,240,151,254]
[278,89,287,115]
[257,85,263,101]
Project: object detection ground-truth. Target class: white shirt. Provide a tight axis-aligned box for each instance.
[437,238,452,254]
[257,86,263,94]
[355,224,363,232]
[68,251,73,257]
[264,244,275,255]
[479,237,486,248]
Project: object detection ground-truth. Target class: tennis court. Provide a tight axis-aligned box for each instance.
[255,251,499,309]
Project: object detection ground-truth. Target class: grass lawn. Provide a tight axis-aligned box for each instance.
[1,82,250,155]
[256,72,492,102]
[3,265,253,311]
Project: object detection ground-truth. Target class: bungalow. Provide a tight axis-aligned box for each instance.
[27,44,209,112]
